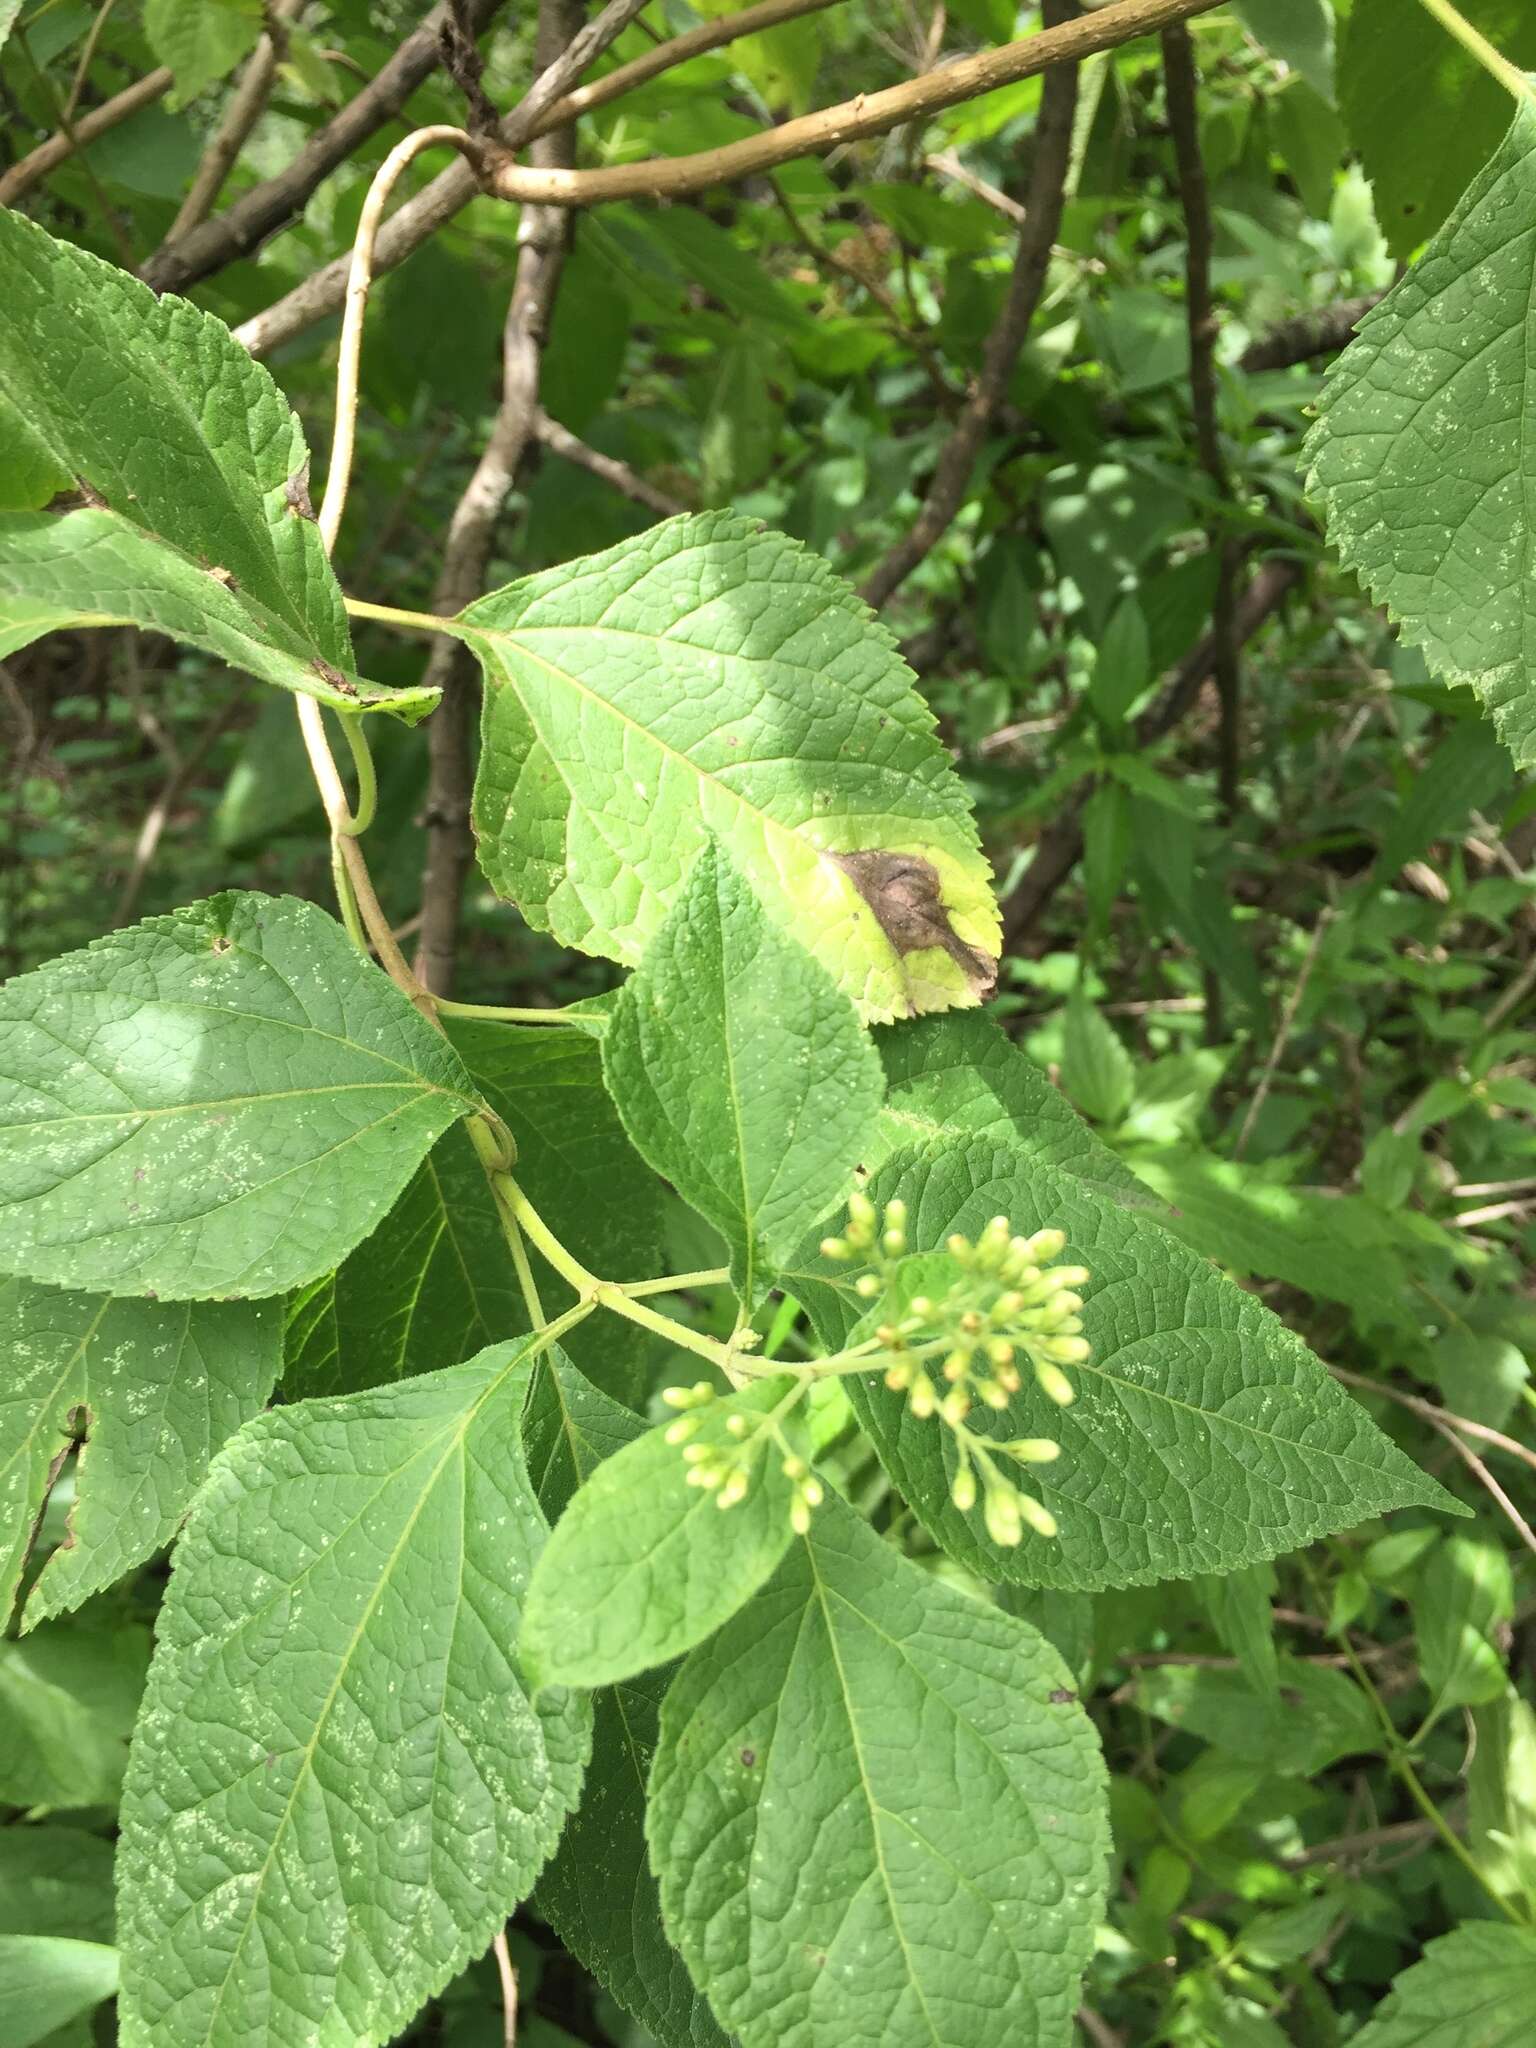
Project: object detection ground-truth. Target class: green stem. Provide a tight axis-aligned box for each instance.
[621,1268,732,1298]
[330,840,368,953]
[1330,1599,1528,1928]
[434,997,581,1025]
[346,595,461,636]
[337,713,377,836]
[1417,0,1534,100]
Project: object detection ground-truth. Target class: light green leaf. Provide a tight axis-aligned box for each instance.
[0,893,477,1301]
[1088,596,1152,729]
[1194,1561,1280,1698]
[284,1123,521,1399]
[0,1827,115,1941]
[605,842,883,1300]
[0,0,22,57]
[648,1493,1108,2048]
[0,1614,149,1810]
[1338,0,1536,257]
[523,1357,726,2048]
[789,1014,1455,1590]
[1235,0,1334,103]
[144,0,262,108]
[521,1378,799,1691]
[1350,1924,1536,2048]
[464,510,1001,1025]
[0,210,434,723]
[1305,101,1536,766]
[1469,1689,1536,1914]
[1060,990,1134,1125]
[1417,1532,1514,1713]
[1135,1658,1381,1775]
[117,1339,591,2048]
[0,1936,119,2048]
[1,1280,279,1627]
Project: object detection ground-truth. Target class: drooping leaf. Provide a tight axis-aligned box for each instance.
[116,1339,591,2048]
[788,1014,1457,1589]
[463,510,1001,1024]
[521,1378,800,1691]
[0,1827,115,1942]
[0,893,478,1300]
[1305,101,1536,766]
[1416,1532,1515,1714]
[0,210,435,722]
[523,1356,726,2048]
[144,0,262,109]
[604,841,883,1300]
[0,1936,119,2048]
[1234,0,1334,103]
[648,1494,1108,2048]
[0,1614,149,1810]
[1338,0,1536,257]
[1349,1923,1536,2048]
[0,1279,280,1626]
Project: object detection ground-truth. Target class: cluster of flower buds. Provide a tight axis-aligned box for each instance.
[823,1196,1093,1547]
[659,1381,822,1532]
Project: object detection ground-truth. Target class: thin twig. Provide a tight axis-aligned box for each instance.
[0,64,173,207]
[164,0,307,241]
[140,0,504,294]
[492,1930,519,2047]
[533,410,685,517]
[115,695,245,925]
[859,0,1080,611]
[1331,1367,1536,1479]
[924,148,1028,223]
[318,124,484,554]
[237,0,1223,357]
[1240,292,1385,373]
[1233,906,1334,1157]
[63,0,123,121]
[1425,1417,1536,1560]
[413,0,588,997]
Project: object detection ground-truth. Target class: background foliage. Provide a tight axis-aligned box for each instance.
[3,2,1535,2045]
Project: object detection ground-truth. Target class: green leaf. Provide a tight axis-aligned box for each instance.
[1,1280,280,1626]
[1060,990,1134,1125]
[1338,0,1536,257]
[522,1357,726,2048]
[1194,1561,1280,1698]
[464,511,1001,1025]
[648,1493,1108,2048]
[1088,596,1152,729]
[0,892,477,1300]
[1134,1657,1381,1775]
[0,1936,119,2048]
[521,1378,799,1690]
[1417,1532,1515,1714]
[0,1614,149,1810]
[0,211,434,723]
[0,1826,115,1941]
[144,0,262,108]
[790,1014,1455,1590]
[284,1123,520,1399]
[1350,1924,1536,2048]
[605,842,883,1300]
[538,1668,728,2048]
[117,1338,591,2048]
[1234,0,1334,103]
[1374,717,1511,878]
[1305,100,1536,767]
[1469,1689,1536,1914]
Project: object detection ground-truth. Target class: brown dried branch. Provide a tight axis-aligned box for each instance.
[140,0,505,295]
[163,0,308,242]
[859,0,1081,612]
[236,0,1222,359]
[0,65,173,209]
[532,410,685,518]
[413,0,587,997]
[1240,292,1385,374]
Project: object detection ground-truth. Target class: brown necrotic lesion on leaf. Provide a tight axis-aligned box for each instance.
[830,849,997,1011]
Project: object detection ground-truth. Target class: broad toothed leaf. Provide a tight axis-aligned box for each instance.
[0,1279,280,1628]
[463,510,1000,1024]
[0,893,478,1300]
[604,841,884,1301]
[0,209,434,722]
[116,1339,590,2048]
[1305,100,1536,765]
[648,1493,1108,2048]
